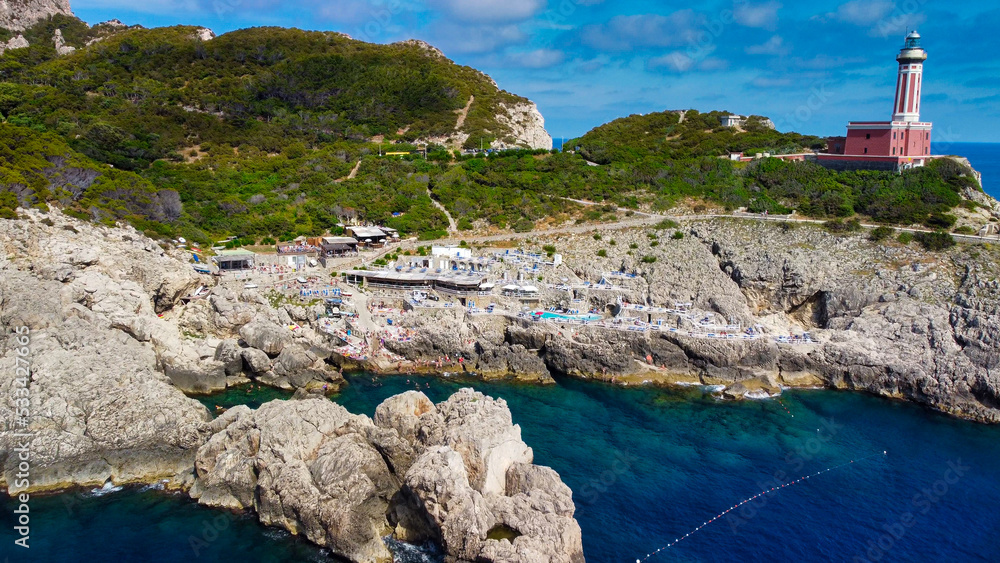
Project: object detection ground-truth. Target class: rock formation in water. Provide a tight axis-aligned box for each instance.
[0,0,73,31]
[192,389,583,562]
[0,212,211,492]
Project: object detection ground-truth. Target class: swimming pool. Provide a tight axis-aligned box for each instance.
[535,311,603,321]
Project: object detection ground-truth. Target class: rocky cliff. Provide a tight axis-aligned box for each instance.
[0,0,72,31]
[382,219,1000,423]
[0,209,345,492]
[492,100,553,150]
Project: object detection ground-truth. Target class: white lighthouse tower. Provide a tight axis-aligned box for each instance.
[892,31,927,123]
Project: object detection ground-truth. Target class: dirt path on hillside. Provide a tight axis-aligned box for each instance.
[455,95,474,131]
[335,160,362,183]
[428,188,458,233]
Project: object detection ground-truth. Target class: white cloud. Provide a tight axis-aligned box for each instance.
[745,35,786,55]
[427,0,545,24]
[734,1,781,30]
[580,11,701,51]
[647,49,726,73]
[824,0,926,38]
[696,57,729,71]
[423,20,527,54]
[315,1,397,26]
[516,48,566,68]
[575,55,611,73]
[479,48,566,68]
[790,54,866,70]
[832,0,895,26]
[750,76,794,88]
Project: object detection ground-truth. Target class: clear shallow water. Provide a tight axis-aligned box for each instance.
[4,375,1000,562]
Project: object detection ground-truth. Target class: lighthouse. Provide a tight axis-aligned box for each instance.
[892,31,927,123]
[823,32,934,170]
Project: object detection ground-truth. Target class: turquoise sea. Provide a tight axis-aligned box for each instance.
[4,373,1000,562]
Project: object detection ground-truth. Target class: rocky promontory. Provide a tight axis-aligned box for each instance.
[192,390,583,562]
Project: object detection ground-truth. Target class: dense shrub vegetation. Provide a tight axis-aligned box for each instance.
[0,17,985,244]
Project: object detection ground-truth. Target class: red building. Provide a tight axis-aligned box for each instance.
[820,32,932,170]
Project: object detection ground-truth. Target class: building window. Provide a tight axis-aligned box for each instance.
[864,148,868,154]
[893,147,896,155]
[893,132,897,140]
[866,133,871,139]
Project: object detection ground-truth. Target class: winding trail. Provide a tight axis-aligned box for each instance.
[428,188,458,233]
[454,95,474,131]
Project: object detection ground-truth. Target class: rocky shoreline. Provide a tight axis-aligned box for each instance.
[0,210,583,561]
[2,204,999,559]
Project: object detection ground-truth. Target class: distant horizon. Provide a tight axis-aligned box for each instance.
[70,1,1000,143]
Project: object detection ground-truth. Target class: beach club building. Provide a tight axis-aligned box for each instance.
[213,248,256,271]
[319,236,360,257]
[345,226,389,248]
[345,269,487,295]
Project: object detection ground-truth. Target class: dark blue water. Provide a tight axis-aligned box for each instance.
[4,374,1000,562]
[933,141,999,199]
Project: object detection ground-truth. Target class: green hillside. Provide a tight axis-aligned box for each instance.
[0,124,175,225]
[568,109,824,163]
[0,15,533,171]
[0,17,986,245]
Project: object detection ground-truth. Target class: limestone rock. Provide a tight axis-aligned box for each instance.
[0,0,73,31]
[193,390,583,563]
[239,320,292,355]
[214,339,244,376]
[434,388,533,496]
[493,100,553,151]
[241,347,272,373]
[52,28,76,55]
[192,398,396,562]
[0,34,29,55]
[193,27,215,41]
[373,390,437,445]
[0,210,213,492]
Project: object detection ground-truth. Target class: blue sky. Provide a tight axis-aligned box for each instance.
[70,0,1000,142]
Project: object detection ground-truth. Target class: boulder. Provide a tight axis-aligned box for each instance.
[239,320,292,355]
[241,347,272,374]
[214,339,244,376]
[373,391,437,445]
[192,398,395,562]
[161,353,227,394]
